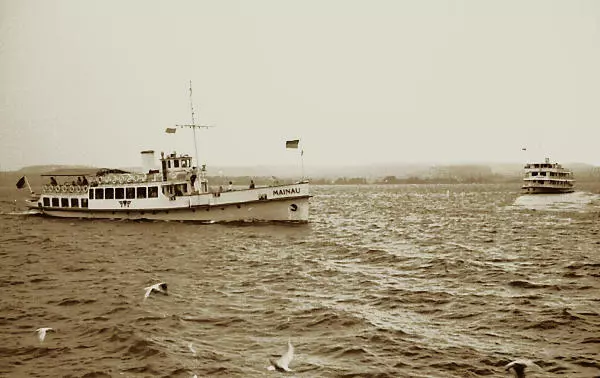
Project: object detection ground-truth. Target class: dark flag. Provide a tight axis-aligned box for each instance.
[165,127,177,134]
[16,176,26,189]
[286,139,299,149]
[522,147,527,151]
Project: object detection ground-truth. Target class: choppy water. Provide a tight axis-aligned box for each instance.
[1,184,599,377]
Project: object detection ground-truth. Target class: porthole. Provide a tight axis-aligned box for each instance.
[290,204,298,212]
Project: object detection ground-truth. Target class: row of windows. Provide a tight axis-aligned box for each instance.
[43,197,89,208]
[525,164,560,169]
[527,180,573,185]
[89,186,159,200]
[530,172,571,177]
[166,158,191,168]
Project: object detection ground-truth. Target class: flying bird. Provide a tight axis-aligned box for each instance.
[267,340,294,372]
[505,359,542,378]
[35,327,53,343]
[144,282,168,300]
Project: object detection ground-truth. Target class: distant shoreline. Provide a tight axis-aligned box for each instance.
[2,163,599,187]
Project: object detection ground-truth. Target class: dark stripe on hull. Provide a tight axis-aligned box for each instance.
[521,187,574,194]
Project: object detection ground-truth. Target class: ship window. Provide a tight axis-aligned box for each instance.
[95,188,104,200]
[148,186,158,198]
[126,187,135,199]
[71,198,79,208]
[43,197,50,207]
[81,198,88,208]
[532,172,537,176]
[181,160,188,168]
[61,198,69,207]
[89,189,94,200]
[137,187,147,199]
[167,160,171,168]
[540,172,546,176]
[51,198,59,207]
[105,188,114,200]
[115,187,124,199]
[174,160,180,168]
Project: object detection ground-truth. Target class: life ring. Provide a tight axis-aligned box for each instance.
[127,175,134,184]
[61,185,67,192]
[69,186,75,193]
[83,185,88,192]
[43,185,49,192]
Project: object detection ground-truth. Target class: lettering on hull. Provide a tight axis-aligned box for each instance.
[272,187,301,196]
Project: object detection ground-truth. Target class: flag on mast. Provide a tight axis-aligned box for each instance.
[286,139,299,149]
[16,176,26,189]
[165,127,177,134]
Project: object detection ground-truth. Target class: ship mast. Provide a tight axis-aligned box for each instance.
[175,80,213,169]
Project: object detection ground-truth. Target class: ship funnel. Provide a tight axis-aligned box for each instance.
[141,150,158,173]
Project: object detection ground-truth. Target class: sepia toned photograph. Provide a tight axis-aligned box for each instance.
[1,1,599,377]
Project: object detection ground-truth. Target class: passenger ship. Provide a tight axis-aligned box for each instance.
[522,158,575,194]
[20,85,311,222]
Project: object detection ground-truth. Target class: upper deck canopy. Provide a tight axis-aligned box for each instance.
[40,168,131,177]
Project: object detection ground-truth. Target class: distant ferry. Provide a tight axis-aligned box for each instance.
[522,158,575,194]
[17,84,310,222]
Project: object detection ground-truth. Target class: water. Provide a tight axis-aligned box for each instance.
[1,184,599,377]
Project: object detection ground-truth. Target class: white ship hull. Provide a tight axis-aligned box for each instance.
[521,185,574,194]
[30,182,310,223]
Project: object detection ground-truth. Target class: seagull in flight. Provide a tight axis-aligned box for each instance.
[505,359,542,378]
[188,342,196,355]
[267,340,294,372]
[144,282,168,300]
[35,328,53,343]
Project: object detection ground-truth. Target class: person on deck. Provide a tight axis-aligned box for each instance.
[50,177,58,186]
[249,180,255,189]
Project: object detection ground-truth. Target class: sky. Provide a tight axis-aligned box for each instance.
[1,0,599,171]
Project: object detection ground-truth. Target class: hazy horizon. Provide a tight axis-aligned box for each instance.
[2,1,599,171]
